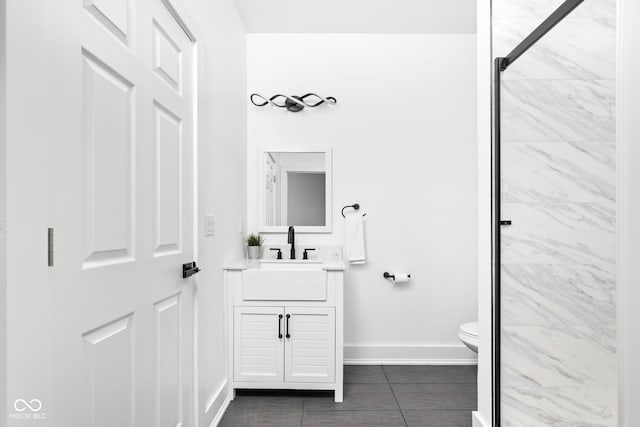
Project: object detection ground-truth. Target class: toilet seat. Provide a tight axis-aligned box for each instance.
[458,321,478,353]
[459,321,478,338]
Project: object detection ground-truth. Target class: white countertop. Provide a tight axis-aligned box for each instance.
[224,258,346,271]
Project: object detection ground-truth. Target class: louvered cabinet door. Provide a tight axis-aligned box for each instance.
[234,306,285,382]
[284,307,336,383]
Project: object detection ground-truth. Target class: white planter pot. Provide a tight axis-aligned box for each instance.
[247,246,263,260]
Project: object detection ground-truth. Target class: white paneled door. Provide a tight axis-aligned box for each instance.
[47,0,197,425]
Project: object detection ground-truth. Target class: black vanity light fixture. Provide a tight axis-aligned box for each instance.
[250,93,337,112]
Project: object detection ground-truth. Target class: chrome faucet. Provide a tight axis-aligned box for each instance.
[288,226,296,260]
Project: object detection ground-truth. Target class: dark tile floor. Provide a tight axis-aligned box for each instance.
[220,365,477,427]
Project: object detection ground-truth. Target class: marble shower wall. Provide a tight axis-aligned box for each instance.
[493,0,617,425]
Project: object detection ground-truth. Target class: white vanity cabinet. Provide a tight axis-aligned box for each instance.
[234,306,335,383]
[224,260,344,402]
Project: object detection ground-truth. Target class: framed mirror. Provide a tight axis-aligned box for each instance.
[258,148,332,233]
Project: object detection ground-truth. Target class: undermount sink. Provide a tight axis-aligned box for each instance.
[242,260,327,301]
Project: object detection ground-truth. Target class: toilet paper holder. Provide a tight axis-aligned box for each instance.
[383,272,411,280]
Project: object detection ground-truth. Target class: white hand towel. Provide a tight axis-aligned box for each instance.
[345,214,366,264]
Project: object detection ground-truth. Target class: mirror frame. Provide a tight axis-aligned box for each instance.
[257,147,333,233]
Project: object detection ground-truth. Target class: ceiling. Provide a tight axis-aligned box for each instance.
[233,0,477,34]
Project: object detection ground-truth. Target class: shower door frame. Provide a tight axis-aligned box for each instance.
[491,0,585,425]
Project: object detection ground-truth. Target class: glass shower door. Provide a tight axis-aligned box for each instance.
[493,0,617,425]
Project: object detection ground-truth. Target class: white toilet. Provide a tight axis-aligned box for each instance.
[458,321,479,353]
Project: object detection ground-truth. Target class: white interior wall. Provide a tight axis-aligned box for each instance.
[234,0,477,34]
[182,0,247,425]
[618,0,640,424]
[247,34,478,363]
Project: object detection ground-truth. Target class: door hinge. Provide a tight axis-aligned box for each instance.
[48,227,54,267]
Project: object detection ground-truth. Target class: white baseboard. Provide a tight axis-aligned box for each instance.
[344,344,478,365]
[472,411,490,427]
[206,380,231,427]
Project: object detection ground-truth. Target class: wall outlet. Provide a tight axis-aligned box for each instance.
[204,215,215,237]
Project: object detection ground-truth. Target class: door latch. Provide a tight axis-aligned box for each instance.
[182,261,201,279]
[499,220,512,226]
[48,227,54,267]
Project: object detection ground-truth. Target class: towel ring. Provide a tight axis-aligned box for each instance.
[341,203,360,218]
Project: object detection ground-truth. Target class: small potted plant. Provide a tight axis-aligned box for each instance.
[246,233,265,260]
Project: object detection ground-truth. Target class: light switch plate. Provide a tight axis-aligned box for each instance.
[204,215,215,237]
